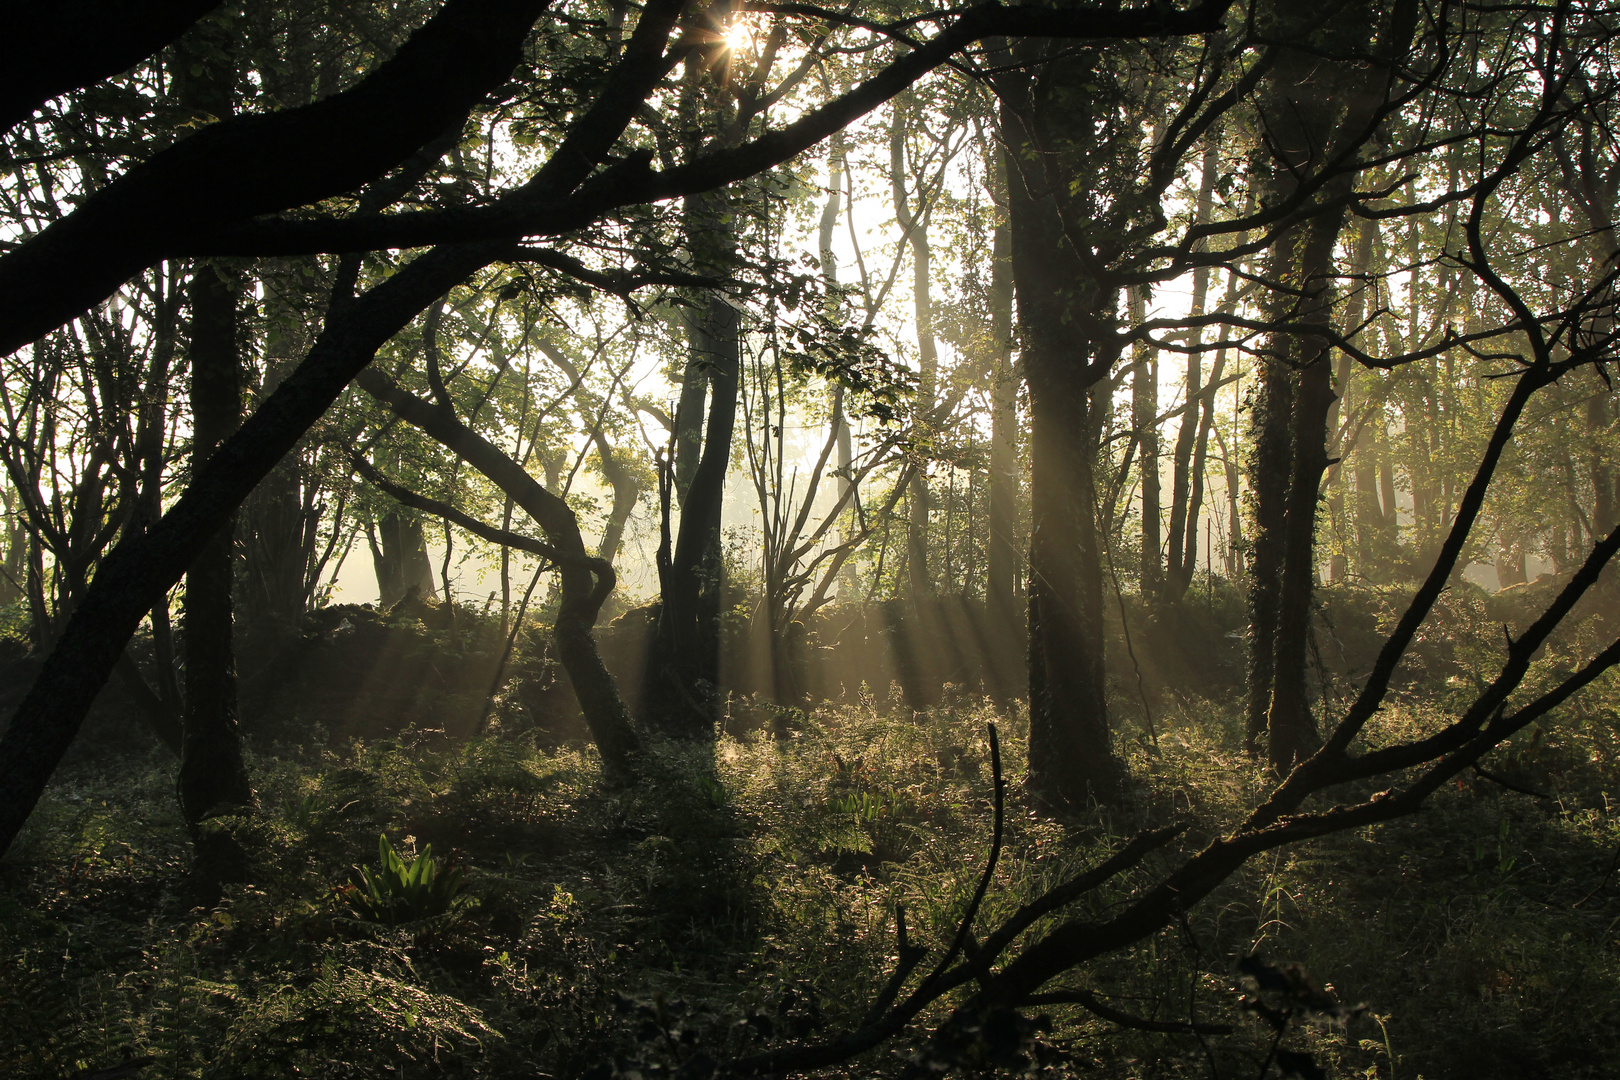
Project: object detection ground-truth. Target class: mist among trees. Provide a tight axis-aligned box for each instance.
[4,1,1620,1077]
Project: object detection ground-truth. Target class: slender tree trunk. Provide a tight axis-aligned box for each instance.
[1591,386,1616,537]
[987,160,1019,609]
[1164,138,1219,599]
[817,131,858,598]
[1214,422,1243,579]
[1325,217,1374,581]
[892,98,937,601]
[1129,286,1160,600]
[673,352,708,508]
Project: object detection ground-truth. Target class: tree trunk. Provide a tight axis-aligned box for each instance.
[1244,344,1294,756]
[357,367,645,776]
[816,131,859,599]
[177,260,256,830]
[645,266,739,738]
[368,509,437,608]
[174,26,254,838]
[1164,137,1219,600]
[1265,208,1343,771]
[892,98,937,601]
[1253,0,1412,769]
[672,353,708,508]
[987,158,1019,609]
[1129,287,1160,600]
[1006,131,1120,805]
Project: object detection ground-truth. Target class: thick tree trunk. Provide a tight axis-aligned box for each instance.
[1245,351,1294,756]
[1007,141,1119,805]
[1265,247,1340,770]
[177,261,255,829]
[174,28,254,836]
[368,511,437,608]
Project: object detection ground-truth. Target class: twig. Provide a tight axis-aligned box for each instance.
[860,904,929,1027]
[474,560,548,736]
[1470,761,1549,799]
[909,723,1006,1000]
[1575,840,1620,909]
[1020,989,1233,1036]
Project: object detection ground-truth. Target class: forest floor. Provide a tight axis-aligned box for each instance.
[3,605,1620,1078]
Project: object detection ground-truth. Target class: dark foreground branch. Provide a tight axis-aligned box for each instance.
[1020,989,1234,1036]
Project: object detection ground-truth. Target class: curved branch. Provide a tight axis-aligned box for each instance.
[350,450,562,566]
[0,0,554,356]
[1021,989,1233,1036]
[185,0,1234,258]
[0,1,222,131]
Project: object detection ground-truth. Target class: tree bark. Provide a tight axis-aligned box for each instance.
[892,98,938,601]
[368,511,437,608]
[645,249,740,738]
[0,0,222,132]
[1006,131,1120,805]
[177,259,255,827]
[1164,139,1220,600]
[1264,210,1343,771]
[1244,345,1294,756]
[174,24,254,833]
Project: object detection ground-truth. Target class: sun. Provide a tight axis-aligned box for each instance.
[722,18,752,52]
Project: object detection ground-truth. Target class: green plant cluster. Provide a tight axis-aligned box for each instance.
[339,833,468,926]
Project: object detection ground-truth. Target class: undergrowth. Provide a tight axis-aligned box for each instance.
[2,678,1619,1078]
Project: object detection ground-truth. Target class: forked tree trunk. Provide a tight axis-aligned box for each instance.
[357,367,644,777]
[368,510,437,608]
[1250,0,1415,770]
[1164,139,1220,600]
[644,267,739,739]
